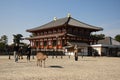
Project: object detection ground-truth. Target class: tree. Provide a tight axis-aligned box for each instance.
[13,34,23,45]
[91,34,105,40]
[115,34,120,42]
[0,42,6,53]
[0,35,8,53]
[0,35,8,45]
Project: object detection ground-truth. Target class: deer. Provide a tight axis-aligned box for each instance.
[36,52,48,67]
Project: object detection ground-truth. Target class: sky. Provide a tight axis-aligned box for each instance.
[0,0,120,44]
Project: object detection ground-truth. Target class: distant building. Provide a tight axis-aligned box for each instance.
[91,37,120,56]
[26,16,103,55]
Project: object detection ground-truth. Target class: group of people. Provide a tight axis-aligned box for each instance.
[13,44,79,62]
[13,44,31,62]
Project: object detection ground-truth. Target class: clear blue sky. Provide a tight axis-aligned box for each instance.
[0,0,120,44]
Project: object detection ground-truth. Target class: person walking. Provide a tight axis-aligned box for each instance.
[74,45,78,61]
[19,46,23,59]
[14,44,19,62]
[75,52,78,61]
[26,45,31,62]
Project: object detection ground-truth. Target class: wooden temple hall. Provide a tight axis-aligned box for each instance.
[26,15,103,56]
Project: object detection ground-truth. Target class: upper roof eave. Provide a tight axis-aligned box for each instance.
[68,24,103,31]
[26,33,65,40]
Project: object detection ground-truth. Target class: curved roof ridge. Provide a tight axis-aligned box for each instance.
[26,16,103,32]
[68,17,103,30]
[27,17,69,32]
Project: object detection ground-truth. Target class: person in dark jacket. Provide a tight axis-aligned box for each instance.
[74,45,78,61]
[18,46,23,59]
[75,52,78,61]
[26,45,31,62]
[14,44,19,62]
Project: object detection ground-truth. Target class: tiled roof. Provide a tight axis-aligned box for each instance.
[98,37,120,45]
[67,42,89,47]
[26,17,103,32]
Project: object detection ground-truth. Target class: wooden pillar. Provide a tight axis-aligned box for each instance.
[38,39,40,48]
[31,40,34,48]
[42,40,44,49]
[60,39,63,59]
[34,39,36,48]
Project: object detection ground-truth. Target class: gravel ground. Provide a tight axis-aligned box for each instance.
[0,56,120,80]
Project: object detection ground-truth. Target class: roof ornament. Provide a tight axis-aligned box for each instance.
[53,17,57,21]
[67,13,71,17]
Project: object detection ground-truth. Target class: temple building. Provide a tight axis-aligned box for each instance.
[26,15,103,56]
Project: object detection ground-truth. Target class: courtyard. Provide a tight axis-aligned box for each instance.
[0,56,120,80]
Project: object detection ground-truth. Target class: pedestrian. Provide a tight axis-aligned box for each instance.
[26,44,31,62]
[5,45,10,59]
[75,52,78,61]
[19,46,23,59]
[14,44,19,62]
[7,46,10,59]
[74,45,78,61]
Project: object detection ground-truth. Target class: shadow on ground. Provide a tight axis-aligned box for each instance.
[49,65,64,68]
[81,60,97,61]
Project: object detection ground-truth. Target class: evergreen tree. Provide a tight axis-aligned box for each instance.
[115,34,120,42]
[0,35,8,45]
[91,34,105,40]
[13,34,23,45]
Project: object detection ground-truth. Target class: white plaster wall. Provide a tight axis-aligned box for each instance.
[65,47,88,56]
[65,52,74,55]
[93,47,101,56]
